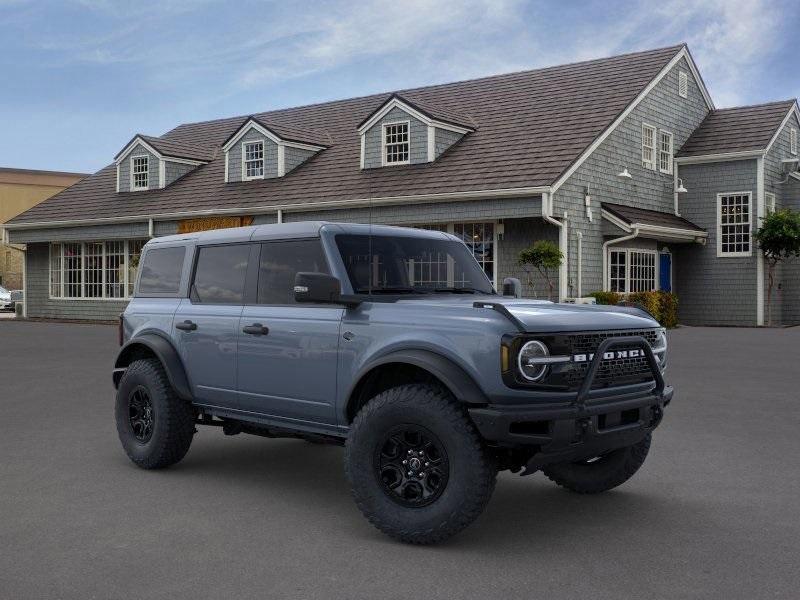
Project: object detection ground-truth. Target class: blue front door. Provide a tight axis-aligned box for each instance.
[659,253,672,292]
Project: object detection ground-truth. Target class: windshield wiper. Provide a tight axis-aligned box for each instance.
[353,286,427,295]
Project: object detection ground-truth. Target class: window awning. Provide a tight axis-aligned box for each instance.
[602,203,707,243]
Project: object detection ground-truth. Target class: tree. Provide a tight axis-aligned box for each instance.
[518,240,563,301]
[754,208,800,326]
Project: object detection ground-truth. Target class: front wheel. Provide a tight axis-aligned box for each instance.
[542,434,652,494]
[345,384,497,545]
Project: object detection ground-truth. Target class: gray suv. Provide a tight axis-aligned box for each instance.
[113,222,672,544]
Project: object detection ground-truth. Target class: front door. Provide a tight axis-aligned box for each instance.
[659,252,672,292]
[236,239,342,426]
[174,243,255,407]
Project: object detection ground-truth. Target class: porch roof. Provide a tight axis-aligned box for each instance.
[602,203,707,242]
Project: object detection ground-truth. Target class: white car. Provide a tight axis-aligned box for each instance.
[0,285,13,311]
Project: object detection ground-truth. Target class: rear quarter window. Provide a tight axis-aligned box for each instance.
[137,246,186,296]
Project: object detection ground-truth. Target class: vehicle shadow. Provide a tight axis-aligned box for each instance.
[150,433,703,551]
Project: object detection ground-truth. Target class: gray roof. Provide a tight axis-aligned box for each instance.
[677,100,797,157]
[11,45,687,225]
[116,135,217,162]
[603,202,705,232]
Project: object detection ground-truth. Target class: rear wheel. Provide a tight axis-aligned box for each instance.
[345,383,496,544]
[115,358,195,469]
[542,434,652,494]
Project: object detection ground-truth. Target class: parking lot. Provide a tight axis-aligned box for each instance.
[1,320,798,599]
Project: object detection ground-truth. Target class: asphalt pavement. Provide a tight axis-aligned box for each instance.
[1,320,798,599]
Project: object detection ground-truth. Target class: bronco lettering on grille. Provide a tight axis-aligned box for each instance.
[573,349,645,363]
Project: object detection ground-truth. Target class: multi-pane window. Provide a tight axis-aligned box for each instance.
[49,240,147,299]
[383,122,410,165]
[454,222,495,284]
[609,249,657,293]
[642,123,656,170]
[243,141,264,179]
[766,192,776,214]
[718,193,752,256]
[131,156,149,190]
[791,128,797,155]
[678,70,688,98]
[659,131,674,174]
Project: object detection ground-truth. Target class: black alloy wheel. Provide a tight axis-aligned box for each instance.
[128,386,154,444]
[376,425,449,507]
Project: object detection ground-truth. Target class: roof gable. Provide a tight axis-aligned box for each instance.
[221,117,329,152]
[356,94,475,134]
[114,134,213,164]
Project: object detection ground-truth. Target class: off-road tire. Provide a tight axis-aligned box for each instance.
[542,433,652,494]
[115,358,195,469]
[345,383,497,545]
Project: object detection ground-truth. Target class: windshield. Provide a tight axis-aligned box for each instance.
[335,234,495,295]
[0,285,8,295]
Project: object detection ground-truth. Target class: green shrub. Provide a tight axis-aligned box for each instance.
[588,291,622,305]
[589,290,678,327]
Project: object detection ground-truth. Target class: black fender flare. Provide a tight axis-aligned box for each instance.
[347,348,490,410]
[113,333,192,401]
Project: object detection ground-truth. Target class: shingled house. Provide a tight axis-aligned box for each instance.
[4,44,799,325]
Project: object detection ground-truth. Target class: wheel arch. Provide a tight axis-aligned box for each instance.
[113,333,192,401]
[344,349,489,423]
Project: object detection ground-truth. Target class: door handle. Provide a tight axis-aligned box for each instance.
[242,323,269,335]
[175,320,198,332]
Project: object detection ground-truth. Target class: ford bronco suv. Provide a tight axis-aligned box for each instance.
[113,222,671,544]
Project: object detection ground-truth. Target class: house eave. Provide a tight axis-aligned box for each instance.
[3,185,551,231]
[675,150,764,165]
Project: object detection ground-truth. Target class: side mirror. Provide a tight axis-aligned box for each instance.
[294,272,343,304]
[502,277,522,298]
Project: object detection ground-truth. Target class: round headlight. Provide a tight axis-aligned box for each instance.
[517,340,550,382]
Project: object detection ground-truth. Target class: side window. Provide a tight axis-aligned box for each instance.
[137,246,185,296]
[192,244,250,304]
[258,239,329,304]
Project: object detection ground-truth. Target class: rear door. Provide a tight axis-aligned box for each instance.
[236,239,343,425]
[174,242,256,407]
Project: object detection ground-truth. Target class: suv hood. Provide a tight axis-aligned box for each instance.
[396,295,659,332]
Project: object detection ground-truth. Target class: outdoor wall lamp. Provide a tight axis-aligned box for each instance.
[675,178,688,193]
[617,167,633,180]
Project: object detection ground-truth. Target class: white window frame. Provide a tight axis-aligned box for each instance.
[242,140,265,180]
[678,70,688,99]
[659,130,674,174]
[765,192,776,214]
[130,155,149,191]
[403,220,499,289]
[790,127,797,155]
[716,192,753,258]
[606,248,659,293]
[642,123,657,170]
[382,120,411,166]
[48,240,145,300]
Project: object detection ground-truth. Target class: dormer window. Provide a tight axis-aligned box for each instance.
[131,156,149,190]
[243,141,265,179]
[383,122,410,165]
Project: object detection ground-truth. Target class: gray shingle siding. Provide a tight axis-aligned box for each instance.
[24,243,129,321]
[674,160,758,325]
[226,128,279,182]
[283,197,542,225]
[363,107,427,168]
[164,161,195,186]
[764,110,800,325]
[554,58,710,298]
[118,143,159,192]
[9,222,150,244]
[284,146,317,174]
[434,128,463,159]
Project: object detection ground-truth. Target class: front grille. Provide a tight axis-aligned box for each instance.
[564,329,659,389]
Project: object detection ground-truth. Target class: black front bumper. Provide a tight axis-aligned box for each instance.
[469,335,672,473]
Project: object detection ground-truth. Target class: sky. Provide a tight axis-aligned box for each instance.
[1,0,798,173]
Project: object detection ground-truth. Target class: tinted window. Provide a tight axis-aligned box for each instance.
[137,246,185,295]
[192,244,250,304]
[258,240,329,304]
